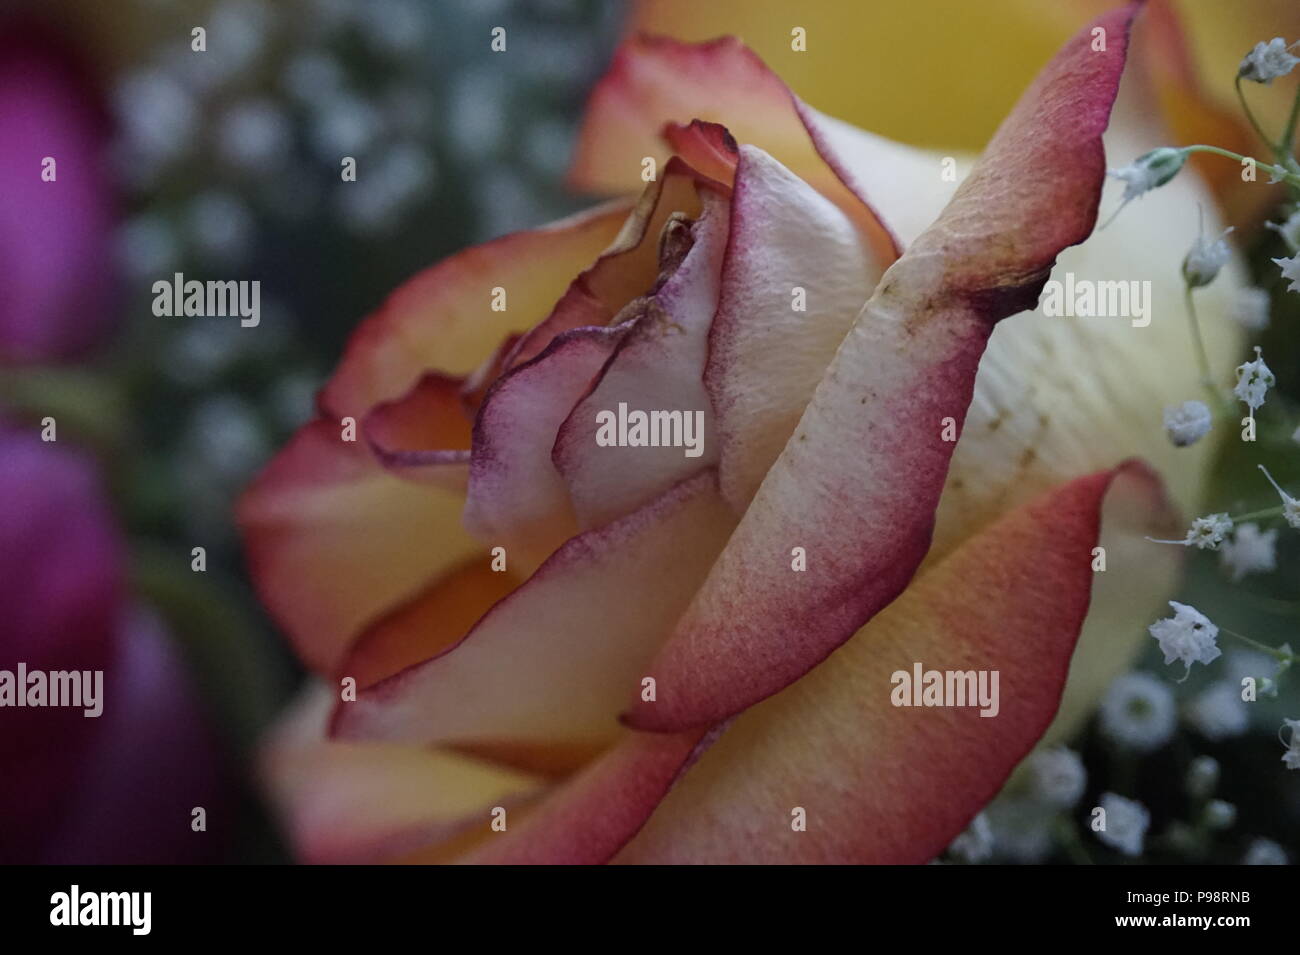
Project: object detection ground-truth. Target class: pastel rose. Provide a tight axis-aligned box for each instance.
[241,3,1240,863]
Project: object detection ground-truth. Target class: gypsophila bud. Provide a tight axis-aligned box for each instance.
[1107,147,1187,202]
[1238,38,1300,83]
[947,812,994,862]
[1149,600,1221,671]
[1187,683,1249,740]
[1163,400,1212,447]
[1229,286,1271,330]
[1219,522,1278,581]
[1243,838,1288,865]
[1026,746,1086,809]
[1258,465,1300,528]
[1274,252,1300,293]
[1182,221,1234,289]
[1234,346,1275,413]
[1099,672,1176,751]
[1186,755,1220,798]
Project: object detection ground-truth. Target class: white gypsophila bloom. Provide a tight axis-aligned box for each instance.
[1107,147,1188,202]
[186,191,255,265]
[217,99,292,172]
[1243,838,1289,865]
[116,214,179,279]
[309,90,383,160]
[1095,792,1150,857]
[1258,465,1300,529]
[1149,601,1221,670]
[281,50,345,108]
[1186,755,1220,799]
[1099,672,1177,752]
[1162,400,1212,447]
[1275,252,1300,293]
[1239,38,1300,84]
[1182,223,1234,288]
[1283,718,1300,770]
[113,68,198,165]
[1234,346,1275,413]
[1293,424,1300,445]
[986,797,1055,864]
[1186,682,1249,740]
[1204,799,1236,830]
[1219,522,1278,582]
[1185,513,1233,550]
[1229,286,1271,331]
[1027,746,1086,808]
[947,811,994,863]
[1268,209,1300,250]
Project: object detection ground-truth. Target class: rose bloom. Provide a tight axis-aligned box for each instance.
[240,3,1241,863]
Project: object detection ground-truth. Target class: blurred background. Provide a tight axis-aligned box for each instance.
[1,0,1298,863]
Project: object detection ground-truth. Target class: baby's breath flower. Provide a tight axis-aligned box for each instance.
[1204,799,1236,830]
[1219,522,1278,581]
[1238,38,1300,84]
[1105,148,1187,225]
[1243,838,1288,865]
[1026,746,1086,809]
[1149,601,1221,671]
[1233,346,1275,413]
[1282,718,1300,770]
[1099,672,1176,751]
[1258,465,1300,529]
[1163,400,1212,447]
[1182,222,1234,289]
[1148,513,1232,550]
[1229,286,1271,331]
[1095,792,1150,857]
[1186,682,1249,740]
[1186,755,1220,799]
[947,811,994,862]
[1274,252,1300,294]
[1267,209,1300,250]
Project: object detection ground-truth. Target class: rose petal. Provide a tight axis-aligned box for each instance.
[336,471,737,751]
[262,685,545,864]
[319,200,631,420]
[362,371,471,488]
[553,186,729,529]
[571,34,899,264]
[237,418,480,673]
[617,462,1170,863]
[626,3,1141,732]
[459,727,710,865]
[704,144,883,509]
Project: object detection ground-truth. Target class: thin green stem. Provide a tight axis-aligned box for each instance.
[1183,287,1222,405]
[1229,505,1284,523]
[1236,76,1280,158]
[1182,144,1300,187]
[1219,627,1293,663]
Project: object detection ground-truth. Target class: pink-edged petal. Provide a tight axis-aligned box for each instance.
[617,462,1171,863]
[505,158,723,371]
[463,325,629,568]
[336,471,737,751]
[705,144,883,509]
[362,372,471,488]
[262,685,545,864]
[319,200,631,420]
[571,34,899,265]
[460,727,710,865]
[554,186,729,529]
[626,3,1141,733]
[663,119,740,185]
[237,418,480,673]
